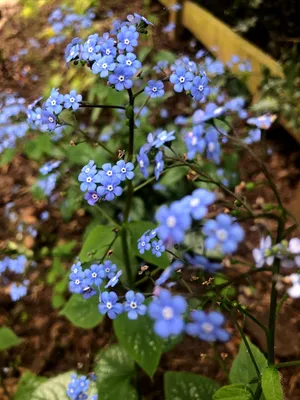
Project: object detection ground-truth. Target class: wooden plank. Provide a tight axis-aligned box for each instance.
[158,0,300,142]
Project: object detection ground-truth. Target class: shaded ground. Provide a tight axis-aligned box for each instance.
[1,1,300,399]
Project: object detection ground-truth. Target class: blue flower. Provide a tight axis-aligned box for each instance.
[132,13,154,26]
[69,270,85,293]
[41,110,57,130]
[244,128,261,144]
[156,201,191,246]
[81,37,100,61]
[64,90,82,111]
[148,289,187,338]
[97,176,122,201]
[144,80,165,98]
[105,270,122,288]
[112,160,134,181]
[137,233,151,254]
[117,25,139,52]
[184,254,222,273]
[71,261,83,275]
[155,260,183,286]
[10,282,28,301]
[191,76,210,101]
[45,89,64,114]
[170,67,194,93]
[117,53,141,74]
[124,291,147,320]
[78,160,101,192]
[92,55,116,77]
[252,236,274,268]
[152,130,176,148]
[136,147,150,178]
[186,310,230,342]
[183,188,215,220]
[203,214,244,254]
[39,160,61,175]
[205,127,221,164]
[67,374,90,400]
[162,23,175,33]
[99,291,123,319]
[84,191,99,205]
[151,240,165,257]
[184,125,205,159]
[99,261,117,279]
[108,66,134,91]
[84,264,103,287]
[154,151,164,180]
[153,60,168,73]
[7,255,27,273]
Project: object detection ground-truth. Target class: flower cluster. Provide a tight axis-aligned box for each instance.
[137,228,166,257]
[0,256,29,301]
[48,6,95,45]
[78,159,134,205]
[67,373,97,400]
[0,93,29,153]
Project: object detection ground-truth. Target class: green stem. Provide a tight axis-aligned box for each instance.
[121,227,132,285]
[80,102,125,110]
[96,204,120,228]
[275,360,300,369]
[275,293,288,316]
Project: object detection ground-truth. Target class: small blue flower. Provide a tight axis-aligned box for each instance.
[156,201,191,246]
[78,160,101,192]
[136,147,150,178]
[183,188,215,220]
[84,264,103,287]
[124,291,147,320]
[67,374,90,400]
[151,240,165,257]
[154,151,164,180]
[41,110,57,130]
[191,76,210,101]
[205,127,221,164]
[117,53,141,74]
[117,25,139,52]
[84,191,99,205]
[45,89,64,114]
[132,13,154,26]
[97,176,122,201]
[244,128,261,144]
[69,270,85,293]
[92,55,116,77]
[152,130,176,148]
[10,282,28,301]
[186,310,230,342]
[137,233,151,254]
[203,214,244,254]
[153,60,168,73]
[99,261,117,279]
[105,270,122,288]
[81,37,100,61]
[112,160,134,181]
[39,160,61,175]
[108,66,134,91]
[64,90,82,111]
[184,254,222,273]
[144,80,165,98]
[162,23,175,33]
[184,125,206,159]
[7,255,27,273]
[170,67,194,93]
[148,289,187,338]
[99,291,123,319]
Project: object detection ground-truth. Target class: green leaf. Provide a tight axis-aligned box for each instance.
[78,225,117,263]
[24,134,52,160]
[113,302,163,377]
[164,372,219,400]
[0,327,23,351]
[60,294,104,329]
[213,384,252,400]
[14,371,47,400]
[229,338,267,392]
[0,148,16,167]
[59,109,77,127]
[52,241,77,257]
[154,50,177,64]
[32,371,96,400]
[262,367,283,400]
[94,345,138,400]
[129,221,170,268]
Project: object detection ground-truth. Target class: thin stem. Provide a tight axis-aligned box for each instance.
[121,227,132,285]
[80,102,126,110]
[99,232,119,264]
[276,293,288,316]
[76,127,115,156]
[275,360,300,369]
[96,204,121,228]
[135,266,163,287]
[136,96,150,118]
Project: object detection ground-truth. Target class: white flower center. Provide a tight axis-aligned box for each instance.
[202,322,214,333]
[152,87,157,92]
[216,229,228,242]
[198,85,204,91]
[107,185,113,191]
[208,142,215,152]
[105,268,110,273]
[86,177,92,182]
[191,137,197,146]
[92,272,97,278]
[85,168,90,173]
[141,241,145,247]
[48,117,54,123]
[36,114,41,119]
[106,49,110,55]
[124,39,130,45]
[107,170,113,176]
[102,63,107,69]
[156,245,160,250]
[139,160,144,168]
[179,76,185,83]
[130,301,137,309]
[156,162,161,169]
[126,60,132,66]
[51,100,56,106]
[106,302,112,309]
[88,46,93,53]
[75,279,80,285]
[121,167,126,173]
[167,216,176,228]
[190,198,200,208]
[70,97,75,103]
[92,194,98,199]
[162,306,174,320]
[73,268,78,273]
[119,75,125,82]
